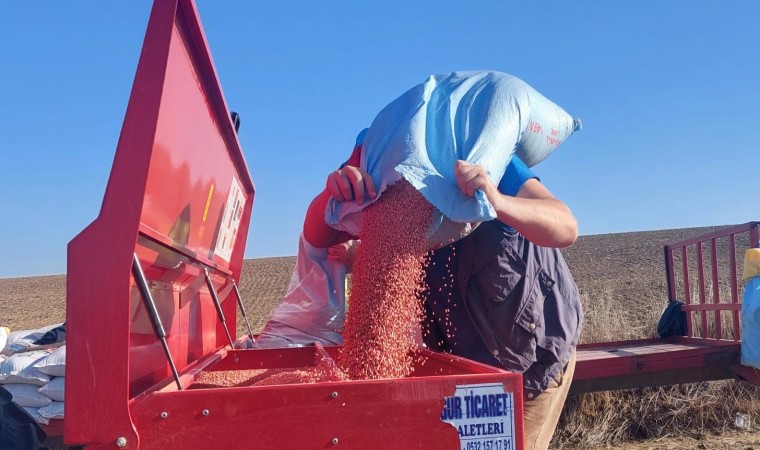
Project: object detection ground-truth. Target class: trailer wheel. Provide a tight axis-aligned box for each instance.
[0,386,47,450]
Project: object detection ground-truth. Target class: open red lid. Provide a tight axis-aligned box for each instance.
[65,0,254,444]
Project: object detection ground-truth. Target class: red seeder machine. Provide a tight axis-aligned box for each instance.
[56,1,525,448]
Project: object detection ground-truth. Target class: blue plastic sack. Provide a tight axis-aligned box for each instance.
[741,276,760,369]
[325,71,580,243]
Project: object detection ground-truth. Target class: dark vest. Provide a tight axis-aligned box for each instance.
[423,220,583,397]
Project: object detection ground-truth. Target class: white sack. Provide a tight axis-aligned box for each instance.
[38,376,65,402]
[2,323,63,355]
[23,406,49,425]
[2,383,52,408]
[0,327,9,353]
[33,345,66,377]
[38,401,64,420]
[0,351,51,385]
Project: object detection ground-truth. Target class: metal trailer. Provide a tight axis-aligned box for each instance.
[40,1,525,448]
[572,222,760,395]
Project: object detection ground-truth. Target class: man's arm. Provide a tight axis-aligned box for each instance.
[455,160,578,248]
[303,189,351,248]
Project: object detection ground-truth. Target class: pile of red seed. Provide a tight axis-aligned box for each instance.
[253,342,349,386]
[192,368,289,388]
[337,180,434,379]
[193,363,347,388]
[250,369,317,386]
[192,343,348,388]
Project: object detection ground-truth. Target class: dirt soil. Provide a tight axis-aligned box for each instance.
[1,225,756,449]
[0,226,725,334]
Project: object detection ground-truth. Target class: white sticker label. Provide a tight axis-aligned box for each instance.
[441,383,516,450]
[214,176,245,262]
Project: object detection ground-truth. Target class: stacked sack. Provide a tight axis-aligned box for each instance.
[0,324,66,425]
[0,327,9,351]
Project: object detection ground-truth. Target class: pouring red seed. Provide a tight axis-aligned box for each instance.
[338,180,434,379]
[192,179,440,387]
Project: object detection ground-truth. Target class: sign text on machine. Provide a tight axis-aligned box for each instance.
[441,383,516,450]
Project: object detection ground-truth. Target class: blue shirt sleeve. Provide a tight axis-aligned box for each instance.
[354,128,369,147]
[497,155,538,197]
[339,128,370,169]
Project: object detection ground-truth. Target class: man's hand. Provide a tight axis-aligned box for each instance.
[304,166,372,249]
[454,160,498,202]
[327,166,377,204]
[454,160,578,248]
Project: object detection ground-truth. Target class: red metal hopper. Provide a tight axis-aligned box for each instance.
[61,1,525,448]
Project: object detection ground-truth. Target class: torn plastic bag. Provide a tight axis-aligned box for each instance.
[254,234,346,348]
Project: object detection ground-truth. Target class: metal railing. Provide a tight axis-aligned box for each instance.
[664,222,759,342]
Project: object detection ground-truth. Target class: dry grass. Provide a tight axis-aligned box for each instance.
[1,225,758,448]
[553,226,760,448]
[553,286,760,448]
[558,380,760,448]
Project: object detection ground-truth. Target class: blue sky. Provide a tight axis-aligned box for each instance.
[1,1,758,278]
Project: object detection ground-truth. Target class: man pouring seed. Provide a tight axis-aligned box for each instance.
[310,138,582,450]
[260,71,584,450]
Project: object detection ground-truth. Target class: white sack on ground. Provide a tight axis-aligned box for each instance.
[0,351,51,385]
[23,406,49,425]
[0,327,9,352]
[34,345,66,377]
[2,383,52,408]
[2,323,63,355]
[38,376,64,402]
[38,401,64,420]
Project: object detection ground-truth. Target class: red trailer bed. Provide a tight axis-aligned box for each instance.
[573,222,760,394]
